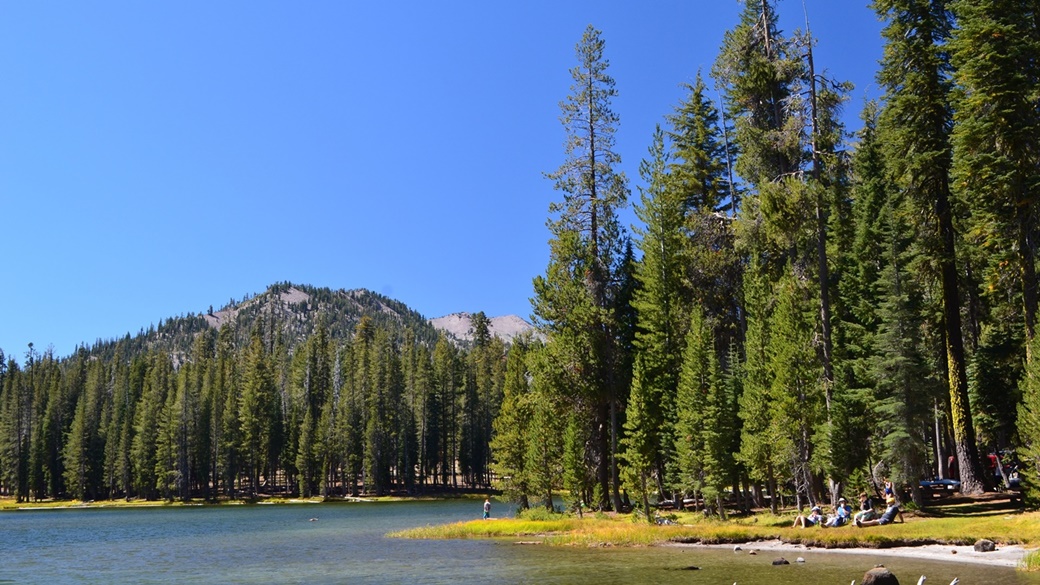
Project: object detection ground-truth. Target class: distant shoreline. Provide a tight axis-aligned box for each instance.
[678,539,1030,568]
[1,494,484,511]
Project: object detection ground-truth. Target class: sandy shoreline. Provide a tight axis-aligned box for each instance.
[674,539,1031,568]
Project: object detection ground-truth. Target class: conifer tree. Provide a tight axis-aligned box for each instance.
[701,343,737,518]
[562,410,595,514]
[154,365,185,500]
[873,0,988,493]
[769,267,823,507]
[103,348,135,499]
[1019,334,1040,506]
[621,358,659,522]
[534,24,630,511]
[629,126,684,492]
[491,335,538,509]
[525,347,567,511]
[339,335,366,496]
[131,352,172,500]
[215,325,240,498]
[736,258,783,512]
[871,186,935,505]
[432,336,460,488]
[239,323,276,497]
[672,307,713,508]
[950,0,1040,353]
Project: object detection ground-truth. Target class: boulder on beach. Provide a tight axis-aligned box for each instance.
[973,539,996,552]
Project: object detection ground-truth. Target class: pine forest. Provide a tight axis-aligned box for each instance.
[2,1,1040,514]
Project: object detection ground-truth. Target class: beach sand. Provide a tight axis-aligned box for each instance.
[680,539,1031,568]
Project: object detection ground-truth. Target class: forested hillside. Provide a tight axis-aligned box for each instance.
[0,284,507,501]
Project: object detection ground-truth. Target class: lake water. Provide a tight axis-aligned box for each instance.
[1,500,1036,584]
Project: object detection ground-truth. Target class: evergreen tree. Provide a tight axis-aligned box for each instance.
[432,336,460,488]
[63,358,108,500]
[629,126,684,493]
[620,358,659,522]
[215,325,240,498]
[950,0,1040,352]
[525,347,567,511]
[671,307,713,509]
[701,341,737,518]
[130,352,172,500]
[103,347,135,499]
[340,335,366,496]
[872,187,935,505]
[736,259,787,513]
[713,0,805,189]
[534,23,630,512]
[491,335,538,509]
[562,410,594,514]
[768,267,823,508]
[154,365,185,501]
[1019,334,1040,506]
[239,323,276,497]
[873,0,988,493]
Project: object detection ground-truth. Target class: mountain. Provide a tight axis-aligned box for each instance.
[427,312,539,345]
[85,282,441,361]
[83,282,533,361]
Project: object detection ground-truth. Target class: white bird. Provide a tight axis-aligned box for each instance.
[917,576,926,585]
[949,579,959,585]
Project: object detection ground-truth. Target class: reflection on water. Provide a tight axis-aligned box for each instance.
[0,501,1036,584]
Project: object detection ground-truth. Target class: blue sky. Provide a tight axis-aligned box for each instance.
[0,1,884,358]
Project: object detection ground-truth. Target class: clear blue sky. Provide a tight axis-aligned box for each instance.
[0,1,884,359]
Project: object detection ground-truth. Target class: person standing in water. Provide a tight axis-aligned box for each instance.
[483,498,491,520]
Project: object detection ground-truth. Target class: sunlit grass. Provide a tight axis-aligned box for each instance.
[389,517,584,540]
[1021,549,1040,572]
[390,507,1040,551]
[0,497,201,510]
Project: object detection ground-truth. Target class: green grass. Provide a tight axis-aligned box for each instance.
[1021,549,1040,572]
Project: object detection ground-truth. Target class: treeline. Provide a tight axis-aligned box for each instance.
[0,314,505,502]
[3,1,1039,516]
[496,0,1040,516]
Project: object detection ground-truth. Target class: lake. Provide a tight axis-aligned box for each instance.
[1,500,1036,584]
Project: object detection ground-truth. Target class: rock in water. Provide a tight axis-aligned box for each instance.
[796,557,805,563]
[973,539,996,552]
[862,566,900,585]
[772,557,790,566]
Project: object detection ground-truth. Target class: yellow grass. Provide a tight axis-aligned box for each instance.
[391,507,1040,551]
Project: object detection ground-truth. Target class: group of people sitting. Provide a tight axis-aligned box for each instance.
[792,487,904,528]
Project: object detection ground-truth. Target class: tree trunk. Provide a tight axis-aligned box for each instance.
[936,190,987,494]
[596,402,611,510]
[1020,212,1038,358]
[767,464,778,514]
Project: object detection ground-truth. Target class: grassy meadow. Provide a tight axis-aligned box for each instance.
[390,493,1040,566]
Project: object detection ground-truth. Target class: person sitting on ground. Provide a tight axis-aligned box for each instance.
[853,492,876,524]
[824,497,853,527]
[792,505,824,528]
[856,496,904,527]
